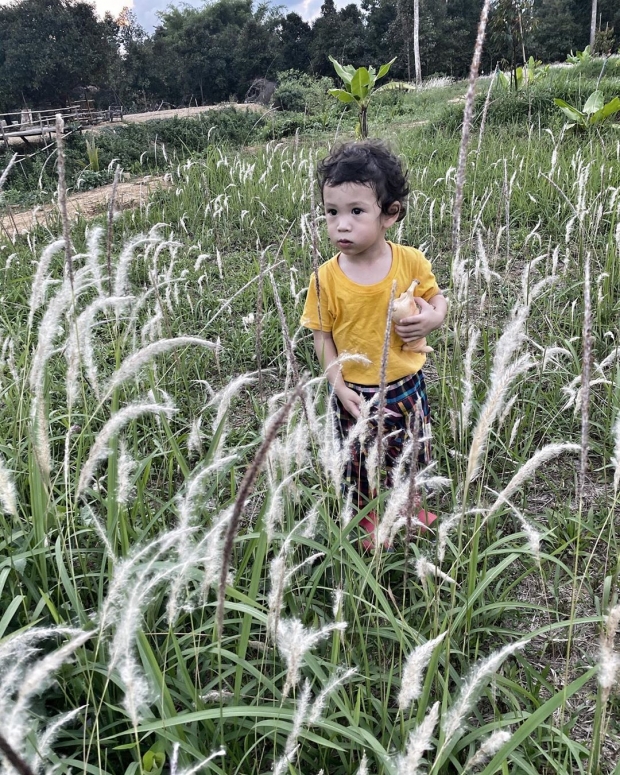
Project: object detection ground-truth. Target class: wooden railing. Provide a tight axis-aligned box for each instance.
[0,103,123,147]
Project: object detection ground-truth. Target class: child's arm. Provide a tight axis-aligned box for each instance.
[394,292,447,343]
[313,330,362,419]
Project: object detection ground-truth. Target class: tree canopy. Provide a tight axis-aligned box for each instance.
[0,0,617,113]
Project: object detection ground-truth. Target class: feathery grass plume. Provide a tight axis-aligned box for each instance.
[377,438,416,547]
[106,165,121,291]
[32,706,84,772]
[30,266,93,479]
[272,680,312,775]
[264,471,307,541]
[357,752,369,775]
[474,230,493,286]
[267,548,325,639]
[464,729,512,772]
[216,385,303,637]
[167,506,237,623]
[0,451,17,517]
[309,164,324,333]
[476,66,498,157]
[113,232,161,300]
[599,604,620,703]
[308,666,357,725]
[171,748,226,775]
[612,411,620,492]
[81,504,117,561]
[396,701,440,775]
[461,327,480,436]
[7,630,93,750]
[27,239,65,329]
[398,633,447,711]
[439,641,527,756]
[451,0,493,252]
[375,281,397,478]
[579,252,592,502]
[197,507,233,602]
[487,444,580,520]
[269,269,300,388]
[117,438,137,507]
[465,348,533,490]
[332,587,344,620]
[102,337,216,399]
[187,415,203,458]
[415,557,457,589]
[0,152,18,193]
[267,552,289,639]
[165,455,237,572]
[105,541,187,725]
[437,512,460,564]
[83,225,105,297]
[77,401,176,497]
[55,115,74,286]
[0,732,36,775]
[208,373,256,459]
[255,245,267,400]
[277,619,347,699]
[67,294,134,408]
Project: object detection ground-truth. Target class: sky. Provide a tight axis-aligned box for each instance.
[90,0,357,31]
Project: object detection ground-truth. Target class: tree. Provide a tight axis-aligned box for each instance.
[488,0,535,85]
[590,0,597,50]
[413,0,421,85]
[278,13,313,73]
[0,0,118,111]
[530,0,579,62]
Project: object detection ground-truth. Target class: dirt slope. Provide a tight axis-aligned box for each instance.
[0,176,168,239]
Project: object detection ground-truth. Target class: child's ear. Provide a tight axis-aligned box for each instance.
[384,201,401,224]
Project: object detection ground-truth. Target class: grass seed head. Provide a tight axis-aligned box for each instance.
[398,632,447,711]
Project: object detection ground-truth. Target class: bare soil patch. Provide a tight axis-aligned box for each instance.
[0,175,169,239]
[92,102,264,132]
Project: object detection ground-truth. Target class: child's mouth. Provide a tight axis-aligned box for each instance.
[338,240,353,246]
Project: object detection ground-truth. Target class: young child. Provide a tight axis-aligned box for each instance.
[300,140,447,550]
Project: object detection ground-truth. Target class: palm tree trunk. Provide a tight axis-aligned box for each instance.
[590,0,598,51]
[413,0,421,86]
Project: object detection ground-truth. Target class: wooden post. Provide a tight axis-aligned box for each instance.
[0,122,7,151]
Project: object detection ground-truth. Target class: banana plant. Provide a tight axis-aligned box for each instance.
[328,56,411,138]
[498,57,547,90]
[554,90,620,130]
[566,45,592,64]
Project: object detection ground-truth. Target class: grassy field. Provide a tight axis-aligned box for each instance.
[0,63,620,775]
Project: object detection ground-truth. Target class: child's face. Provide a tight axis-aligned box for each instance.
[323,182,398,258]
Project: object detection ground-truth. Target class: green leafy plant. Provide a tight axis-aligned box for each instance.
[85,135,100,171]
[566,45,592,64]
[498,56,548,90]
[554,89,620,130]
[328,55,411,138]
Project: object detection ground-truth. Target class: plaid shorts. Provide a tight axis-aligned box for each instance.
[333,371,432,509]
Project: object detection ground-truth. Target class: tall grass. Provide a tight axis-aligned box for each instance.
[0,70,619,774]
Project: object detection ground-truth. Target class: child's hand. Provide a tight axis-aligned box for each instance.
[395,296,446,341]
[336,385,362,418]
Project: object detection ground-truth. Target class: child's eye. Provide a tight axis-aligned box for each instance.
[352,208,363,215]
[326,208,337,216]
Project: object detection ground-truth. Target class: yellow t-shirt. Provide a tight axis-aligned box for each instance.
[300,242,440,385]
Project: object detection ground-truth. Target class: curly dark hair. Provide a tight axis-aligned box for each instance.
[316,140,409,222]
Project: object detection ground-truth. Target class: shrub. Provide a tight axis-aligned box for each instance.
[273,70,334,115]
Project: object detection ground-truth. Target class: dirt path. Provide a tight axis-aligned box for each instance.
[2,103,265,147]
[91,102,264,132]
[0,176,168,239]
[1,102,266,239]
